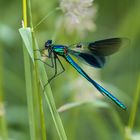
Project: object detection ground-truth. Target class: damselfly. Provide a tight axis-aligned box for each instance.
[36,38,128,110]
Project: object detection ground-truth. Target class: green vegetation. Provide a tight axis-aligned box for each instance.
[0,0,140,140]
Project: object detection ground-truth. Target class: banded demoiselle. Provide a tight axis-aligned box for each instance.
[37,38,128,110]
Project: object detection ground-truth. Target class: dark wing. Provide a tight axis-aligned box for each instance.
[88,38,129,56]
[67,38,129,68]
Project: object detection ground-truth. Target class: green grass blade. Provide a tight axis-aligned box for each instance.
[0,44,8,140]
[128,75,140,129]
[20,27,67,140]
[19,28,34,63]
[22,46,37,140]
[33,35,68,140]
[20,28,46,140]
[125,76,140,140]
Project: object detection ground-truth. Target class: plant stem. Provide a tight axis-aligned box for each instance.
[22,0,67,139]
[22,0,38,140]
[27,0,47,139]
[22,0,27,27]
[125,75,140,140]
[33,36,68,140]
[128,75,140,128]
[0,44,8,140]
[33,7,60,31]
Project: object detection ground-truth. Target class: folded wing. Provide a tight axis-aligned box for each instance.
[68,38,129,68]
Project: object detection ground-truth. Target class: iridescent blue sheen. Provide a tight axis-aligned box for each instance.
[65,54,127,110]
[44,38,128,110]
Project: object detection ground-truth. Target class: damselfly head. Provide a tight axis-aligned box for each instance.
[76,43,82,48]
[45,40,52,49]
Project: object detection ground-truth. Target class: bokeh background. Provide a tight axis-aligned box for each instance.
[0,0,140,140]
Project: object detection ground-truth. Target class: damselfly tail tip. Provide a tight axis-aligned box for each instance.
[120,104,127,111]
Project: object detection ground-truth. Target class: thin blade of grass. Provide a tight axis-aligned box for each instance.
[20,24,41,140]
[19,28,34,63]
[57,100,109,113]
[0,44,8,140]
[125,75,140,140]
[22,45,37,140]
[33,35,68,140]
[20,27,67,140]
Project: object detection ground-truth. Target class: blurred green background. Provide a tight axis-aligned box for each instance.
[0,0,140,140]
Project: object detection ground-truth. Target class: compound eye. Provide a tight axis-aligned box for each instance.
[45,40,52,48]
[76,44,82,48]
[47,40,52,44]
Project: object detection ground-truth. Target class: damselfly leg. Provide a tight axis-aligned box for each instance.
[34,48,54,68]
[34,49,65,89]
[43,54,65,90]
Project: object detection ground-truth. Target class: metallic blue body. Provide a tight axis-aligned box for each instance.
[64,54,126,110]
[52,45,67,56]
[45,38,128,110]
